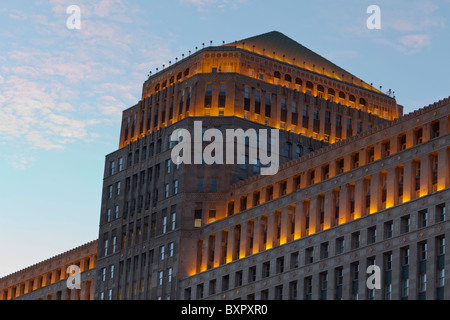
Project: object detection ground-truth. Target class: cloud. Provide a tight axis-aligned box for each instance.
[399,34,431,51]
[179,0,247,11]
[0,75,97,150]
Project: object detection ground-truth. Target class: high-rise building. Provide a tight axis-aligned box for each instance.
[93,31,450,301]
[1,31,448,301]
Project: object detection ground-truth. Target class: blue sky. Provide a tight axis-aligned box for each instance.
[0,0,449,278]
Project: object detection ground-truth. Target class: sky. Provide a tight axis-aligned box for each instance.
[0,0,449,278]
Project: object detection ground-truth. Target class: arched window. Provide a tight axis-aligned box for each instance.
[295,77,302,85]
[349,95,356,102]
[339,91,345,99]
[169,76,174,85]
[184,68,190,77]
[306,81,314,90]
[328,88,335,96]
[162,80,167,88]
[359,98,366,106]
[274,71,281,79]
[155,83,160,92]
[285,74,292,82]
[317,85,324,93]
[177,72,182,81]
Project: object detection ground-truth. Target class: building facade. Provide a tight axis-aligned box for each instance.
[0,240,97,300]
[1,31,447,301]
[93,31,446,301]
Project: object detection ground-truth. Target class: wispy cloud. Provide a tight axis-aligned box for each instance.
[0,0,176,166]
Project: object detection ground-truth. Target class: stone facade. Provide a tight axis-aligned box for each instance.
[0,241,97,300]
[1,31,447,301]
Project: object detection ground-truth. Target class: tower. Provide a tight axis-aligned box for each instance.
[94,31,403,300]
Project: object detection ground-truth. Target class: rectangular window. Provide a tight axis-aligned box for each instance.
[218,83,226,108]
[244,86,250,111]
[204,84,212,108]
[165,184,170,199]
[265,93,271,118]
[419,210,428,228]
[211,178,218,192]
[254,89,261,114]
[194,209,202,228]
[436,203,446,222]
[197,178,204,192]
[174,180,179,195]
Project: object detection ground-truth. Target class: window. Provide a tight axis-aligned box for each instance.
[170,212,176,231]
[211,178,218,192]
[244,86,250,111]
[204,84,212,108]
[436,204,446,222]
[290,252,299,269]
[276,257,285,274]
[249,266,256,283]
[174,180,179,195]
[320,242,329,259]
[218,83,226,108]
[262,261,270,278]
[166,159,171,173]
[319,272,328,300]
[110,161,115,176]
[169,242,174,257]
[336,237,345,255]
[195,177,204,192]
[305,247,314,264]
[419,242,428,261]
[118,157,123,171]
[419,210,428,228]
[222,275,229,291]
[160,246,165,260]
[194,209,202,228]
[235,271,243,287]
[108,185,113,199]
[265,93,271,118]
[367,226,376,244]
[164,184,169,199]
[384,221,393,239]
[401,215,411,233]
[351,232,360,249]
[304,277,312,300]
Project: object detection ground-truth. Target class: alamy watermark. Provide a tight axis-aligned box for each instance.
[171,121,280,176]
[66,5,81,30]
[367,5,381,30]
[66,265,81,290]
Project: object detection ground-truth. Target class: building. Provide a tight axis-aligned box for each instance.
[1,31,447,301]
[94,31,449,301]
[0,240,97,300]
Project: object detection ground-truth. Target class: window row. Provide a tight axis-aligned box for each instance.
[186,235,445,300]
